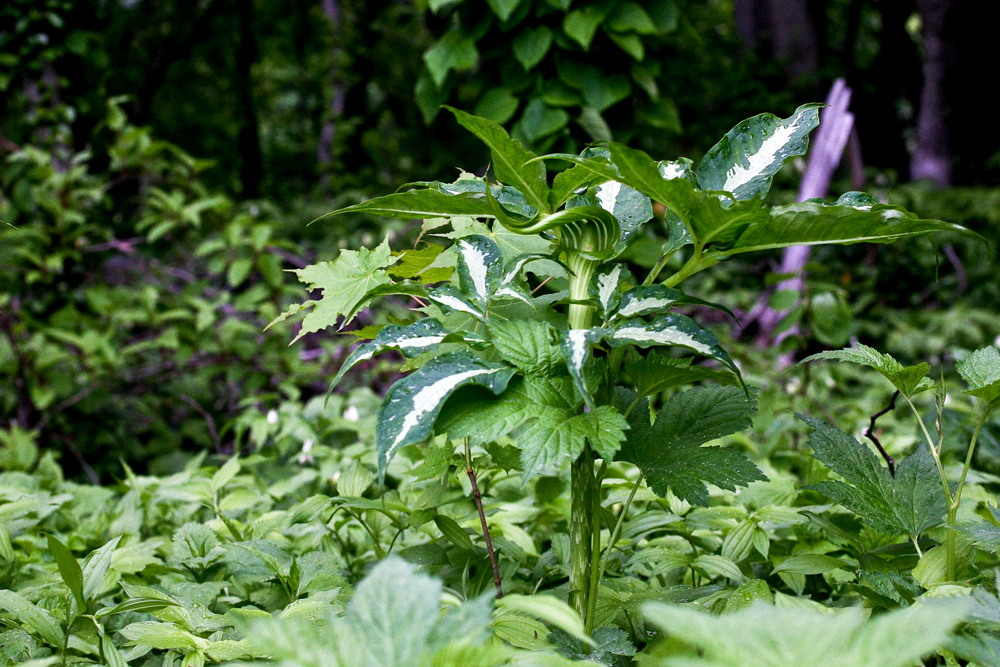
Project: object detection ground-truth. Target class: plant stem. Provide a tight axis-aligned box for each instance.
[944,404,993,582]
[585,483,602,638]
[466,439,502,598]
[569,451,596,619]
[598,472,643,583]
[904,396,953,506]
[567,253,598,330]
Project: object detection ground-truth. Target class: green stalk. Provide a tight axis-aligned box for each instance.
[945,404,992,581]
[565,247,599,622]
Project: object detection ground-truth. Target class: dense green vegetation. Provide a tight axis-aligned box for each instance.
[4,0,1000,665]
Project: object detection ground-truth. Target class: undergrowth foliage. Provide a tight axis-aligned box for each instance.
[4,104,1000,667]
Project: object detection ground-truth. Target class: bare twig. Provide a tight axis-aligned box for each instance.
[943,243,967,297]
[466,439,502,598]
[865,390,900,476]
[84,237,145,254]
[179,393,223,455]
[56,435,100,485]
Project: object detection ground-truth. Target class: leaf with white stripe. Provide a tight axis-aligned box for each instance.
[499,253,549,287]
[455,235,503,307]
[376,351,516,477]
[593,178,654,253]
[659,160,695,254]
[607,314,742,378]
[612,285,682,321]
[329,319,453,392]
[696,104,821,201]
[591,263,633,320]
[427,285,486,321]
[560,327,608,410]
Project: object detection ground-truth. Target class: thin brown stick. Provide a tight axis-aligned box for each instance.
[466,460,502,598]
[865,390,900,476]
[56,435,100,486]
[531,276,553,294]
[179,393,223,455]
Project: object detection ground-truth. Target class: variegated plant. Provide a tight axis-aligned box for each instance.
[277,105,966,627]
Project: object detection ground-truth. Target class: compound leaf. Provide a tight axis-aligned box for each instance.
[488,319,565,377]
[617,385,763,505]
[625,352,741,399]
[801,344,934,398]
[801,415,945,538]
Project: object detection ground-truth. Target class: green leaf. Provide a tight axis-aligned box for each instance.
[82,536,121,602]
[800,415,946,538]
[727,197,971,255]
[801,344,934,398]
[211,455,241,493]
[723,579,772,613]
[607,313,742,378]
[515,99,569,144]
[512,26,552,71]
[284,238,397,339]
[389,244,450,282]
[624,352,740,399]
[611,285,681,320]
[101,633,130,667]
[591,263,632,319]
[427,284,485,320]
[550,163,602,208]
[455,235,503,307]
[606,2,658,34]
[0,590,66,647]
[423,31,479,88]
[642,598,971,667]
[563,4,613,49]
[591,175,654,253]
[496,595,593,647]
[696,104,821,201]
[377,351,516,477]
[485,0,522,21]
[319,188,496,221]
[447,107,551,212]
[771,554,853,575]
[120,622,203,650]
[434,515,475,550]
[95,597,182,619]
[345,557,442,666]
[582,75,632,113]
[473,88,520,125]
[607,32,644,60]
[330,319,457,391]
[438,375,627,478]
[560,327,607,409]
[0,524,13,563]
[616,386,764,505]
[957,347,1000,405]
[810,291,851,346]
[47,533,85,608]
[488,319,565,376]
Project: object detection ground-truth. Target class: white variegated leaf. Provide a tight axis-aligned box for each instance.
[696,104,821,202]
[594,179,654,253]
[591,263,632,321]
[560,328,608,410]
[612,285,682,321]
[500,253,548,287]
[455,235,503,307]
[607,314,741,377]
[658,158,696,183]
[329,319,453,392]
[376,351,516,477]
[427,285,486,321]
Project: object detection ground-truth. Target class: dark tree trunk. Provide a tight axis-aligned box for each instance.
[911,0,954,186]
[236,0,262,198]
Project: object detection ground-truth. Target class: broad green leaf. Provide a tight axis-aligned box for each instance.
[693,554,747,583]
[723,579,772,613]
[388,244,452,283]
[423,31,479,88]
[120,622,205,650]
[512,26,552,71]
[550,163,601,208]
[642,598,970,667]
[515,99,569,143]
[447,107,550,212]
[211,455,240,493]
[496,595,593,647]
[376,351,516,476]
[912,545,950,587]
[611,285,681,321]
[474,88,520,125]
[801,415,946,538]
[47,533,85,607]
[82,536,121,602]
[607,313,742,378]
[438,375,626,478]
[563,4,612,50]
[616,386,764,505]
[485,0,522,21]
[101,633,130,667]
[771,554,853,575]
[957,347,1000,405]
[345,557,441,667]
[624,352,740,399]
[0,590,66,647]
[954,505,1000,552]
[330,319,457,391]
[801,344,934,398]
[696,104,821,201]
[318,188,496,220]
[607,2,658,34]
[285,238,397,339]
[455,235,503,307]
[811,291,851,346]
[488,319,565,376]
[727,197,971,255]
[434,514,475,550]
[427,284,485,320]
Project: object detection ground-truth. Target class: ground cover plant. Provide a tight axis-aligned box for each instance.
[4,102,1000,667]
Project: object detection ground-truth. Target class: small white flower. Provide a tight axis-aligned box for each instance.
[994,334,1000,348]
[266,409,279,425]
[298,439,314,464]
[343,406,360,422]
